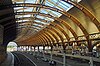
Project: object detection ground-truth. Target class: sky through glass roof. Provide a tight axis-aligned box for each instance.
[13,0,81,32]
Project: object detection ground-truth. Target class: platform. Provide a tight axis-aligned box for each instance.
[1,52,14,66]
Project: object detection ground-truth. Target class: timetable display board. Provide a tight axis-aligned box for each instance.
[0,25,3,45]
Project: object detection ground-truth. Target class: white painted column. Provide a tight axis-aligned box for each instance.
[89,52,93,66]
[89,57,93,66]
[43,46,45,58]
[34,47,36,56]
[63,52,66,66]
[17,46,19,51]
[50,51,53,61]
[50,46,53,61]
[38,46,40,56]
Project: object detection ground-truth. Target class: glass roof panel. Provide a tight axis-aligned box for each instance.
[16,15,31,18]
[24,8,33,11]
[40,9,48,14]
[36,15,54,21]
[34,20,48,24]
[17,20,29,22]
[13,0,81,31]
[60,1,71,7]
[45,0,55,6]
[34,20,41,22]
[36,15,45,19]
[33,24,43,27]
[25,0,36,3]
[22,15,31,17]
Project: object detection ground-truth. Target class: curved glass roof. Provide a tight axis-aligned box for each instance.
[12,0,81,32]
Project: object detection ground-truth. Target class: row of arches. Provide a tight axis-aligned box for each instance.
[15,0,100,52]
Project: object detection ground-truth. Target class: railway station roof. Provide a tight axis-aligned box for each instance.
[1,0,100,50]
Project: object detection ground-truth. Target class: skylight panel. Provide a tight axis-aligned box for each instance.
[24,8,33,11]
[58,2,69,10]
[60,1,72,8]
[51,0,59,3]
[34,20,48,24]
[22,15,31,17]
[36,15,45,19]
[14,7,23,10]
[36,15,54,22]
[45,1,55,7]
[34,20,41,22]
[15,2,24,3]
[25,0,36,3]
[17,20,29,22]
[40,9,48,14]
[50,10,62,17]
[33,24,43,27]
[45,17,54,21]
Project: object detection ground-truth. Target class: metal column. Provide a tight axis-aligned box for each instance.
[62,44,67,66]
[43,46,45,59]
[33,46,36,56]
[63,51,66,66]
[50,46,53,61]
[89,52,93,66]
[37,46,40,56]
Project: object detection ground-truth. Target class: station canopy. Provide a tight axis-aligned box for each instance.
[12,0,82,45]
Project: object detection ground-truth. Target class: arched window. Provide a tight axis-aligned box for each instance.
[7,42,18,52]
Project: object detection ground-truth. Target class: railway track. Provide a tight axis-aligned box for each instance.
[12,52,37,66]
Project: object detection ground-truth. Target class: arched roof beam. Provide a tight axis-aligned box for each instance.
[63,0,100,31]
[16,17,48,23]
[16,12,89,39]
[46,25,64,43]
[27,35,45,46]
[14,3,89,36]
[39,30,55,44]
[36,34,49,45]
[38,32,54,46]
[14,3,100,31]
[16,15,78,41]
[17,17,70,42]
[38,33,51,45]
[43,29,59,43]
[50,22,70,41]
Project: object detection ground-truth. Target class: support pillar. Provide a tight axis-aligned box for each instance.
[33,46,36,56]
[63,52,66,66]
[88,40,93,66]
[89,52,94,66]
[20,46,22,51]
[37,46,40,56]
[26,46,27,51]
[24,46,26,51]
[43,46,45,58]
[17,46,20,51]
[29,46,32,54]
[30,46,32,51]
[62,43,67,66]
[50,46,53,61]
[28,46,30,51]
